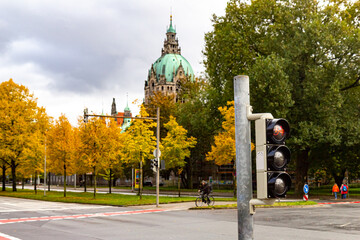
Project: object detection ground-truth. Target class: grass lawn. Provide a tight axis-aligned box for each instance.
[0,188,196,206]
[193,201,318,209]
[286,184,360,197]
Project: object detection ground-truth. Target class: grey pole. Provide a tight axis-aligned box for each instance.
[44,138,46,196]
[131,168,134,192]
[156,107,160,207]
[234,75,253,239]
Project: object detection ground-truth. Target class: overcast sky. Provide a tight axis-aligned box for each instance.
[0,0,228,125]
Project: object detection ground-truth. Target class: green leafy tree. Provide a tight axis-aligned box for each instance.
[175,78,217,188]
[204,0,360,194]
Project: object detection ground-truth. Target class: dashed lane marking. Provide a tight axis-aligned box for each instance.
[0,209,168,225]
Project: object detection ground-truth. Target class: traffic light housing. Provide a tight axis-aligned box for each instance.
[150,159,158,172]
[256,118,291,199]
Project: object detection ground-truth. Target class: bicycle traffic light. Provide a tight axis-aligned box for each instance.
[255,118,291,199]
[150,159,158,172]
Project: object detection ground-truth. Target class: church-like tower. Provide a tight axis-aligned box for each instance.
[144,16,194,104]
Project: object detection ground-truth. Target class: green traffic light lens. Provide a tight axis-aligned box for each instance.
[274,178,286,195]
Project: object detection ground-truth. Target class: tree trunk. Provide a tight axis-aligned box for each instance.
[139,154,143,200]
[109,169,112,194]
[295,149,310,196]
[233,161,236,198]
[332,169,346,188]
[84,174,87,192]
[48,172,51,191]
[113,177,116,187]
[93,167,97,199]
[189,160,193,189]
[2,164,6,191]
[34,172,37,195]
[63,165,67,197]
[11,160,17,192]
[22,177,25,190]
[178,174,181,197]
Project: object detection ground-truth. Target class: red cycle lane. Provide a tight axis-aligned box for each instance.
[0,209,167,225]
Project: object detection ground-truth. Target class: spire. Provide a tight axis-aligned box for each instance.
[162,15,180,55]
[167,15,176,33]
[111,98,117,115]
[124,93,130,112]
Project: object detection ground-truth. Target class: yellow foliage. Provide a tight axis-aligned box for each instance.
[160,116,197,169]
[0,79,50,181]
[47,114,77,175]
[123,106,157,166]
[206,101,255,166]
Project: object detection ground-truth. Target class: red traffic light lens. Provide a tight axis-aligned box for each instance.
[266,119,290,144]
[273,124,285,141]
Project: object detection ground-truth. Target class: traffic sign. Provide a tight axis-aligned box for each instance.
[303,184,309,194]
[153,149,161,158]
[303,194,308,201]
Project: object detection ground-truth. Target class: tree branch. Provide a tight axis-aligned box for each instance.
[341,76,360,91]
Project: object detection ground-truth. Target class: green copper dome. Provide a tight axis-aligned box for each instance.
[151,54,194,82]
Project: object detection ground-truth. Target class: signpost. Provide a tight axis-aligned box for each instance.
[134,169,140,190]
[303,183,309,201]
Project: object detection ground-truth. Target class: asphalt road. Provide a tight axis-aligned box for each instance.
[0,196,359,240]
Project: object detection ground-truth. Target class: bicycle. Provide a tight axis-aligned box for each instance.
[195,193,215,207]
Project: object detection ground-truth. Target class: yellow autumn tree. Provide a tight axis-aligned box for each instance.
[0,79,47,191]
[47,114,77,197]
[206,101,254,196]
[20,106,50,193]
[206,101,236,165]
[161,115,197,196]
[78,117,116,198]
[100,119,126,194]
[124,104,157,198]
[21,130,45,194]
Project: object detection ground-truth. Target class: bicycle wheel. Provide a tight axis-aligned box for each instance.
[207,196,215,206]
[195,197,204,207]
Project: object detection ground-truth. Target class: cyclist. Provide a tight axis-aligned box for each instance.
[198,180,212,203]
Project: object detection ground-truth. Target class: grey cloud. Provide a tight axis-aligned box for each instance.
[0,1,169,94]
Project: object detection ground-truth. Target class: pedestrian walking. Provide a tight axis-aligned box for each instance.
[340,182,349,199]
[332,183,339,200]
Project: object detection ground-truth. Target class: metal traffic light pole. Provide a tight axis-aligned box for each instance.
[234,75,253,240]
[156,107,160,207]
[234,76,290,239]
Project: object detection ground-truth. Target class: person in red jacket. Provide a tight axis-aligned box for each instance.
[340,182,349,199]
[332,183,339,200]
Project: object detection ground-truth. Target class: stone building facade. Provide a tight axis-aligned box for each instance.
[144,16,194,104]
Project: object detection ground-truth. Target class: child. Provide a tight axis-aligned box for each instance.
[340,182,349,199]
[332,183,339,200]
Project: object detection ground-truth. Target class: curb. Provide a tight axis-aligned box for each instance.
[318,201,360,205]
